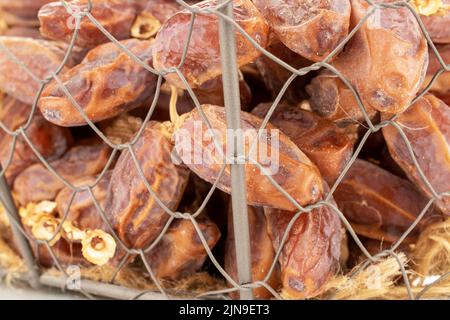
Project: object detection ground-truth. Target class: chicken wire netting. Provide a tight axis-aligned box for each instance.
[0,0,448,300]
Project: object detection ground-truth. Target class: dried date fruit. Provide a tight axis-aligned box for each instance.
[153,0,269,89]
[0,115,72,185]
[0,0,53,27]
[253,0,351,62]
[420,0,450,44]
[104,121,190,250]
[39,39,157,127]
[144,217,220,280]
[308,0,428,115]
[334,159,441,242]
[264,198,341,299]
[134,0,182,24]
[13,144,111,205]
[0,36,76,105]
[56,171,112,230]
[2,27,42,38]
[38,0,137,48]
[255,40,313,104]
[252,102,353,185]
[424,44,450,105]
[0,95,31,141]
[225,205,280,299]
[306,71,379,126]
[175,104,324,211]
[382,94,450,214]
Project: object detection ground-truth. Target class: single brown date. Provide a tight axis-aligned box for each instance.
[0,36,75,105]
[38,0,137,48]
[175,104,324,211]
[252,102,353,185]
[225,205,280,299]
[382,94,450,214]
[334,159,440,243]
[104,121,190,250]
[308,0,428,115]
[153,0,269,89]
[13,144,111,206]
[39,39,157,127]
[253,0,351,62]
[56,171,112,230]
[0,0,53,27]
[144,217,220,280]
[264,197,341,299]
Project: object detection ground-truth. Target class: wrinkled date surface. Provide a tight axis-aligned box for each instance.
[0,36,74,105]
[264,200,341,299]
[0,95,31,141]
[13,144,111,205]
[31,237,86,268]
[56,171,112,230]
[104,122,190,250]
[39,39,157,127]
[38,0,137,48]
[253,0,351,62]
[225,205,280,299]
[334,159,440,243]
[306,71,379,126]
[175,104,324,211]
[424,45,450,106]
[255,40,312,104]
[383,94,450,214]
[309,0,428,115]
[421,0,450,44]
[145,217,220,280]
[0,115,72,185]
[135,0,183,24]
[153,0,269,88]
[252,102,353,184]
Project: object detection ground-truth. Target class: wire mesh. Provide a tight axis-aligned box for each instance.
[0,0,448,300]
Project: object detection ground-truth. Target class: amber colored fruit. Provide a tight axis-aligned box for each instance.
[253,0,351,62]
[153,0,269,89]
[175,104,324,211]
[382,95,450,214]
[420,0,450,44]
[423,44,450,106]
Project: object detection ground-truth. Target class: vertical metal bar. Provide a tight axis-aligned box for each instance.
[0,165,41,289]
[218,0,253,300]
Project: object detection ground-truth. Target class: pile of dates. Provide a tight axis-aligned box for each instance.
[0,0,449,300]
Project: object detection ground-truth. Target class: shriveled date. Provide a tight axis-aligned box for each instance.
[252,103,353,184]
[264,200,341,299]
[144,217,220,280]
[104,121,190,250]
[334,159,440,243]
[424,45,450,106]
[308,0,428,115]
[383,94,450,214]
[253,0,351,62]
[153,0,269,89]
[420,0,450,44]
[38,0,137,48]
[225,205,280,299]
[13,144,111,205]
[0,36,75,105]
[175,104,324,211]
[39,39,157,126]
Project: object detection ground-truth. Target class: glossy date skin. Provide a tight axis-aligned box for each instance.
[382,95,450,214]
[420,0,450,44]
[225,205,280,299]
[424,45,450,105]
[307,0,428,115]
[175,104,324,211]
[144,217,220,280]
[0,36,75,105]
[264,197,341,299]
[104,121,190,250]
[334,159,440,243]
[13,144,111,206]
[153,0,269,89]
[253,0,351,62]
[39,39,157,127]
[56,172,112,230]
[252,102,353,185]
[38,0,137,48]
